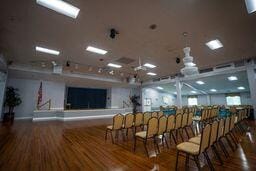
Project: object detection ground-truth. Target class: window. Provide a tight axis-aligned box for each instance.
[226,94,241,106]
[188,96,198,106]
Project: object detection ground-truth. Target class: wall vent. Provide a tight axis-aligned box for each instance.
[199,68,213,74]
[214,63,234,71]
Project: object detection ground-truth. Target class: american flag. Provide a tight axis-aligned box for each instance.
[37,82,42,105]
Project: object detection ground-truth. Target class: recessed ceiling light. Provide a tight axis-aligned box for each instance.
[147,72,157,76]
[36,46,60,55]
[86,46,107,55]
[228,76,238,81]
[237,86,245,90]
[156,86,163,90]
[245,0,256,14]
[196,81,205,85]
[107,63,122,68]
[144,63,156,68]
[206,39,223,50]
[210,89,217,92]
[191,91,197,94]
[36,0,80,19]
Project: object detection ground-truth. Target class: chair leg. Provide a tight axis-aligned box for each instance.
[194,155,201,171]
[185,153,189,170]
[175,151,180,171]
[218,140,229,158]
[164,134,169,149]
[229,133,238,148]
[111,131,114,144]
[184,127,190,139]
[225,136,235,152]
[212,144,223,165]
[143,140,149,157]
[203,151,214,171]
[105,129,108,141]
[171,131,177,145]
[133,137,137,152]
[154,136,160,154]
[190,125,195,136]
[122,129,126,141]
[178,129,184,142]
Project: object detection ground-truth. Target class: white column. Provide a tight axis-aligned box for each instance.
[246,62,256,119]
[206,95,211,105]
[176,78,182,108]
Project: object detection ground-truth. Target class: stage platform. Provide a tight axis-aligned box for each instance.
[33,108,132,122]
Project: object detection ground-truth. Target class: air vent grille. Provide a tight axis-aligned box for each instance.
[199,68,213,73]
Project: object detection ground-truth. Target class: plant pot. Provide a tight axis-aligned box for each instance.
[3,112,14,123]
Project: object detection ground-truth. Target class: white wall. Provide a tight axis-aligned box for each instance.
[142,88,176,112]
[7,78,65,118]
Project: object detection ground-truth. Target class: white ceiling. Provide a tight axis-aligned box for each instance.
[1,0,256,83]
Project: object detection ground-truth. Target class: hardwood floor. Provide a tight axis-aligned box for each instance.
[0,119,256,171]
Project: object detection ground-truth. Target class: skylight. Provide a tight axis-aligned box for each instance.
[147,72,157,76]
[36,46,60,55]
[228,76,238,81]
[245,0,256,14]
[210,89,217,92]
[107,63,122,68]
[237,86,245,90]
[144,63,156,68]
[156,86,163,90]
[196,81,205,85]
[206,39,223,50]
[86,46,108,55]
[36,0,80,19]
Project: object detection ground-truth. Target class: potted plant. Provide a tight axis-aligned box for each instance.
[129,95,141,114]
[3,87,22,123]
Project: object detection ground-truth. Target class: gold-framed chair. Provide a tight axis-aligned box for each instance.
[166,114,177,145]
[175,124,212,170]
[181,113,189,140]
[122,113,135,139]
[152,112,158,118]
[220,117,235,153]
[143,112,151,130]
[184,112,195,138]
[105,114,124,143]
[174,114,183,142]
[134,117,159,157]
[158,111,164,118]
[156,115,169,151]
[133,112,143,134]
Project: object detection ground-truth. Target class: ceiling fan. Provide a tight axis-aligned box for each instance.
[134,57,147,71]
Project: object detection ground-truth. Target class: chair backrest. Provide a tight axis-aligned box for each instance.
[134,112,143,126]
[158,111,164,118]
[224,117,230,135]
[158,116,167,135]
[230,114,235,130]
[113,114,124,129]
[175,114,182,129]
[230,106,237,115]
[201,110,206,120]
[152,112,158,118]
[166,115,175,132]
[209,121,218,146]
[199,124,211,153]
[143,112,151,125]
[217,119,224,139]
[146,117,158,138]
[187,112,194,125]
[176,109,183,115]
[124,113,134,128]
[181,113,188,128]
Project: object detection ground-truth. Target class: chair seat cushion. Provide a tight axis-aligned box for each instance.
[176,142,200,155]
[189,136,201,145]
[107,125,113,130]
[135,131,147,138]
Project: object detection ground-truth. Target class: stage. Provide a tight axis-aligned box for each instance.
[33,108,133,122]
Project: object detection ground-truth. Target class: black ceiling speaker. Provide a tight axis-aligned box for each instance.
[110,28,119,39]
[176,57,181,64]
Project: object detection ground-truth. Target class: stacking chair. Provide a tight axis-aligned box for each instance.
[181,113,189,139]
[156,115,169,151]
[221,117,235,153]
[134,117,158,157]
[216,119,229,158]
[152,112,158,118]
[122,113,135,139]
[143,112,151,130]
[175,124,212,170]
[166,115,177,145]
[174,114,184,142]
[134,112,143,134]
[228,114,238,148]
[184,112,195,138]
[176,109,183,115]
[158,111,164,118]
[105,114,124,143]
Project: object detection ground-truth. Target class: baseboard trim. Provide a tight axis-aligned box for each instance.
[32,114,115,122]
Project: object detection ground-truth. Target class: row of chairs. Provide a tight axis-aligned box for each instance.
[175,111,248,170]
[105,111,164,143]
